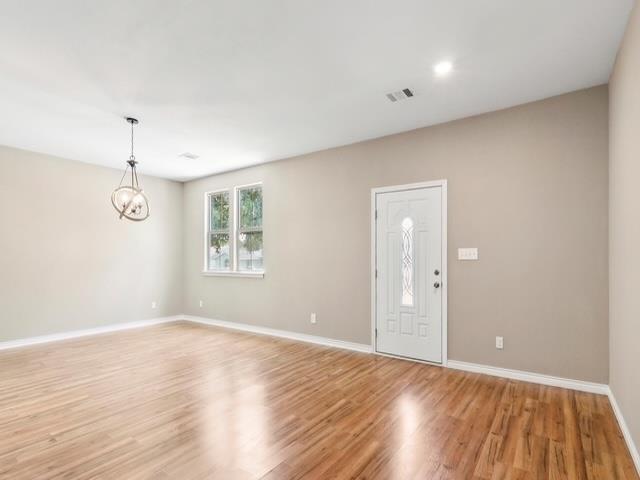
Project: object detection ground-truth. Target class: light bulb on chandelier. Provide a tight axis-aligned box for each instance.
[111,117,150,221]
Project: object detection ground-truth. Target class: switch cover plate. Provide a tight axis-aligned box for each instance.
[458,248,479,260]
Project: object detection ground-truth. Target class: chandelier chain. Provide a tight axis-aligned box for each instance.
[130,120,135,161]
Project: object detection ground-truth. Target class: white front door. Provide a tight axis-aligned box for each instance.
[375,186,443,363]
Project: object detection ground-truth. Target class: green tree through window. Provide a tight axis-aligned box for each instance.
[208,191,231,270]
[238,186,263,271]
[206,185,263,273]
[210,192,229,254]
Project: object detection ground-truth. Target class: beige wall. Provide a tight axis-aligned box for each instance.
[0,146,183,341]
[0,87,610,384]
[184,86,609,383]
[610,0,640,452]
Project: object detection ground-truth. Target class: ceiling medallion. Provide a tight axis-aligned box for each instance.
[111,117,150,221]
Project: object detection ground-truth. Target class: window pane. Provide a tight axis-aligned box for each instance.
[210,192,229,231]
[238,231,263,271]
[239,187,262,229]
[209,233,230,271]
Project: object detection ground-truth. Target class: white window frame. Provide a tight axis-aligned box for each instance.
[204,188,231,272]
[203,182,264,278]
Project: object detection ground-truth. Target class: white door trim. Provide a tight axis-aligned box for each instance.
[370,180,448,367]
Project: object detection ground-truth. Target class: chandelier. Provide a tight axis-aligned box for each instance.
[111,117,150,221]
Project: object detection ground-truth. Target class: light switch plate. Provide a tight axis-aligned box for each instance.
[458,248,479,260]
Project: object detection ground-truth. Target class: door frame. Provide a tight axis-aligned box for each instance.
[370,179,448,366]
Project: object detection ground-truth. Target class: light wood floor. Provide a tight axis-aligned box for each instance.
[0,322,637,480]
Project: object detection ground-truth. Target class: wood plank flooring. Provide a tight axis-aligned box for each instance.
[0,322,637,479]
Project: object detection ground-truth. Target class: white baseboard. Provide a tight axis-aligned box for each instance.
[447,360,609,395]
[182,315,372,354]
[607,387,640,475]
[1,317,608,394]
[0,316,182,351]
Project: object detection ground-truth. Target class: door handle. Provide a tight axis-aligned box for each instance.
[434,282,441,289]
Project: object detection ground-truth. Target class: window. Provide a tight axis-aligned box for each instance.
[207,191,231,271]
[237,185,263,272]
[205,183,263,276]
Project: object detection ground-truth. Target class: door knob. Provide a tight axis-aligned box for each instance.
[434,282,441,288]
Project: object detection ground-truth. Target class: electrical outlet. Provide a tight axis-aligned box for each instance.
[496,336,504,350]
[199,300,203,308]
[310,313,317,324]
[151,301,157,309]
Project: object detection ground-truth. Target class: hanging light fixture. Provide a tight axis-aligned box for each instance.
[111,117,150,221]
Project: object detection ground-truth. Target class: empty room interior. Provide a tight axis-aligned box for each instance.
[2,1,640,478]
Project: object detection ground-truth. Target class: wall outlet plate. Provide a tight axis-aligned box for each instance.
[199,300,203,308]
[151,301,157,309]
[310,313,317,324]
[458,248,479,260]
[496,336,504,350]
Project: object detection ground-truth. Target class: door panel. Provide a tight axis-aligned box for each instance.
[375,186,443,363]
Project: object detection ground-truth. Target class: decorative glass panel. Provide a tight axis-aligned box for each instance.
[209,233,230,270]
[401,217,414,306]
[210,192,230,231]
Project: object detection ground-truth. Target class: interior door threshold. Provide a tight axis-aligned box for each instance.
[374,349,443,367]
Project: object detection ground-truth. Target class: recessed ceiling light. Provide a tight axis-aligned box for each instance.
[178,152,200,160]
[434,61,453,77]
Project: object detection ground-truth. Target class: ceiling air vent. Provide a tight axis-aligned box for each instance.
[178,152,200,160]
[386,88,415,103]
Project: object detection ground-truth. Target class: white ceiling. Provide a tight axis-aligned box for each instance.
[0,0,633,181]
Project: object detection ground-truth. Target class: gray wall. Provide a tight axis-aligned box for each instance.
[610,0,640,453]
[0,146,184,341]
[184,86,609,383]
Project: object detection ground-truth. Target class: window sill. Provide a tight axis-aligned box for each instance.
[201,270,265,279]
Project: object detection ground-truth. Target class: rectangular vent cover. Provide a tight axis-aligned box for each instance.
[178,152,200,160]
[386,88,415,102]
